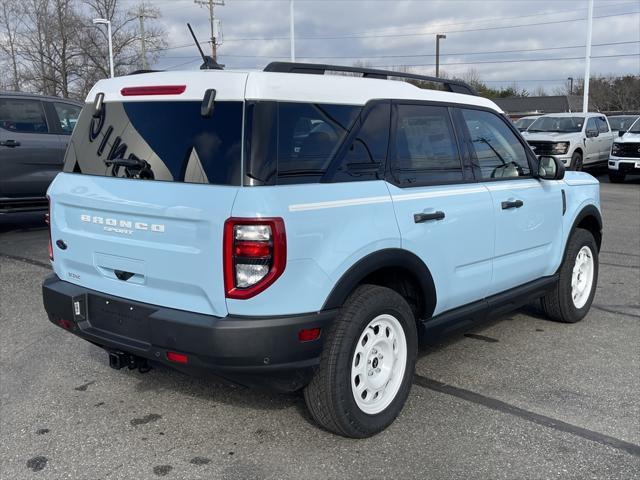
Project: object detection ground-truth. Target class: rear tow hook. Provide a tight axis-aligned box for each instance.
[108,351,151,374]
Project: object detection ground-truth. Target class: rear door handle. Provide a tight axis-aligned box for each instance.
[501,200,524,210]
[414,211,445,223]
[0,139,20,147]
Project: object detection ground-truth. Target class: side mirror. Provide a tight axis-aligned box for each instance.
[618,130,626,137]
[586,129,599,138]
[537,156,565,180]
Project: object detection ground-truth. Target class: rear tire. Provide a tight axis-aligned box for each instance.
[541,228,598,323]
[570,151,583,171]
[304,285,417,438]
[608,171,625,183]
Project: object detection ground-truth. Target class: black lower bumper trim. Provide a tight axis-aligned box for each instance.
[42,275,335,391]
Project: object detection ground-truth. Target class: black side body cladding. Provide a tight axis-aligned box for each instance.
[421,275,559,341]
[570,204,603,250]
[322,249,437,319]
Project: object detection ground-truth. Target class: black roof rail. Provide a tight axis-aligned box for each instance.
[263,62,477,96]
[127,69,165,75]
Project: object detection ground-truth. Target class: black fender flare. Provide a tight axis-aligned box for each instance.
[569,204,602,250]
[322,248,437,318]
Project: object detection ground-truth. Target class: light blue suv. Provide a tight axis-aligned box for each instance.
[42,63,602,438]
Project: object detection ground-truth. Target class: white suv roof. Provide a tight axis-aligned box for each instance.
[86,69,503,113]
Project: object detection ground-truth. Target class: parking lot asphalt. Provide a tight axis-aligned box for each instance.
[1,173,638,480]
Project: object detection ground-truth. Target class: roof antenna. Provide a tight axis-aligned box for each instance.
[187,23,223,70]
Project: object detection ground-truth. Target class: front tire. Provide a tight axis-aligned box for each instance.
[570,151,583,171]
[608,171,625,183]
[541,228,598,323]
[304,285,417,438]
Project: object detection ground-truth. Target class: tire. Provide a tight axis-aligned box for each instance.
[304,284,418,438]
[541,228,598,323]
[608,171,626,183]
[570,151,583,171]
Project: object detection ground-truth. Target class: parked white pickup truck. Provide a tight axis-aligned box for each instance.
[609,117,640,183]
[522,113,614,171]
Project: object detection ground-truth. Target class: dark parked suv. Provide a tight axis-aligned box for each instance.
[0,91,81,214]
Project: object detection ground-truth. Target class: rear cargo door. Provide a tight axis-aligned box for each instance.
[47,75,247,316]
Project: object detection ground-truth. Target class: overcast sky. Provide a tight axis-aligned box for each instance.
[130,0,639,93]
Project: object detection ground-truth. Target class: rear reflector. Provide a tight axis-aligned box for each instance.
[166,351,188,364]
[298,328,321,342]
[121,85,186,96]
[57,318,73,330]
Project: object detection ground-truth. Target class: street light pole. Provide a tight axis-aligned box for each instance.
[582,0,594,113]
[567,77,574,95]
[435,33,446,78]
[93,18,114,78]
[93,18,115,78]
[290,0,295,62]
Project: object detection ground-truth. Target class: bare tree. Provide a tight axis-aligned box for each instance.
[0,0,22,91]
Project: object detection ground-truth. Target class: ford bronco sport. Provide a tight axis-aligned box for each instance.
[42,62,602,438]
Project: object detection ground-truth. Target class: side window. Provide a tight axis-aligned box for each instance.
[53,102,82,134]
[460,108,531,180]
[277,103,359,182]
[597,117,609,133]
[391,104,463,185]
[332,102,390,182]
[0,98,48,133]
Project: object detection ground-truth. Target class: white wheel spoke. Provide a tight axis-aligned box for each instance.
[571,246,595,309]
[350,314,408,415]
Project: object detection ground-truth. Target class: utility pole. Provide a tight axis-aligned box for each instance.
[567,77,574,95]
[435,33,446,78]
[582,0,594,113]
[137,7,156,70]
[290,0,295,61]
[194,0,225,62]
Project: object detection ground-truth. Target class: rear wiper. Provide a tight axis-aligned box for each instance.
[104,157,150,169]
[104,157,155,179]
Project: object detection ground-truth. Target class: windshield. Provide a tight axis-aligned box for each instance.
[514,117,536,130]
[63,101,243,185]
[609,116,639,132]
[628,118,640,134]
[528,116,584,133]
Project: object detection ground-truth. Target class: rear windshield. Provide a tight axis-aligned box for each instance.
[64,101,243,185]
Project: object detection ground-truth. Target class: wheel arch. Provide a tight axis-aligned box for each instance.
[569,204,602,251]
[322,248,437,320]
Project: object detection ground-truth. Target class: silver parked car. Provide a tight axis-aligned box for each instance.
[0,91,81,214]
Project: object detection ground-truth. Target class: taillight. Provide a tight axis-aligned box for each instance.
[224,218,286,299]
[46,196,53,261]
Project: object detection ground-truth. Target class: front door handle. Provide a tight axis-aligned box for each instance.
[0,139,21,147]
[414,211,445,223]
[501,199,524,210]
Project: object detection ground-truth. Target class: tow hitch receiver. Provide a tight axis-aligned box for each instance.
[108,351,151,373]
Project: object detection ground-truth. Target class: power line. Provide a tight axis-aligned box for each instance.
[208,40,639,60]
[157,40,639,61]
[219,10,639,41]
[365,53,640,69]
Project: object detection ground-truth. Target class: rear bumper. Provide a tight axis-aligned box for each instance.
[42,275,334,391]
